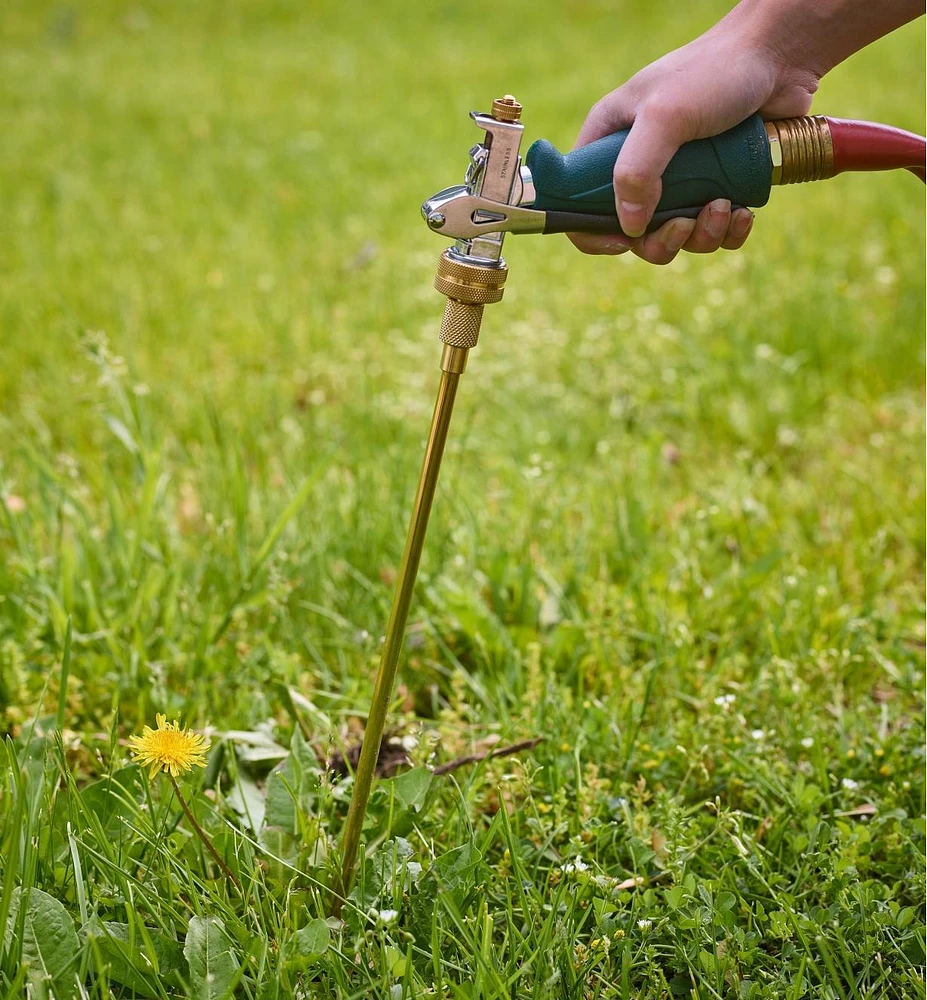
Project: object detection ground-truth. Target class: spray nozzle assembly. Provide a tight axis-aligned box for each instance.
[423,109,925,242]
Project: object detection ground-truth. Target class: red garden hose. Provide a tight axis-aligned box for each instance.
[826,117,926,182]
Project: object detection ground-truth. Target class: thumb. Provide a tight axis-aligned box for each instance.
[612,109,689,237]
[574,91,635,148]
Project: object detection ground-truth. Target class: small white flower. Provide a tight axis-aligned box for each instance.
[563,858,588,874]
[377,909,399,925]
[842,778,859,791]
[637,919,653,933]
[713,694,736,708]
[801,737,814,748]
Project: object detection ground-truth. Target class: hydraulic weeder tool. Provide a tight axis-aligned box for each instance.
[335,96,925,903]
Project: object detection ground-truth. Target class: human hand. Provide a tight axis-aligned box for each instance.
[570,6,820,263]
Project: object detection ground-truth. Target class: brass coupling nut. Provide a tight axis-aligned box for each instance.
[765,116,834,185]
[433,252,508,351]
[433,251,508,306]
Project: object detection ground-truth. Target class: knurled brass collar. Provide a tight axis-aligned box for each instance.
[491,95,522,122]
[434,251,508,305]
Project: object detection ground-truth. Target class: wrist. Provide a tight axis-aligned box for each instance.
[722,0,828,97]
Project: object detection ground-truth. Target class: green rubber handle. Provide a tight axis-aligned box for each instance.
[526,114,773,216]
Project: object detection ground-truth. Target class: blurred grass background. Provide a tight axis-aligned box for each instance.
[0,3,924,772]
[1,0,922,718]
[0,0,923,793]
[0,1,923,994]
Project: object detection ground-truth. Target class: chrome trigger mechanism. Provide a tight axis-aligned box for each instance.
[420,95,531,262]
[422,188,545,239]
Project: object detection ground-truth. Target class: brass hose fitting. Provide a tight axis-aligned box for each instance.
[766,116,834,185]
[433,250,507,372]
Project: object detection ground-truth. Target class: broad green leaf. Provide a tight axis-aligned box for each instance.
[292,918,330,960]
[391,767,431,813]
[5,887,79,999]
[263,729,319,832]
[264,766,298,832]
[664,886,689,909]
[227,773,266,835]
[81,919,184,998]
[432,843,481,891]
[183,915,238,1000]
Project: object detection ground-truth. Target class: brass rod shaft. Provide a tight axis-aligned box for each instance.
[336,363,464,904]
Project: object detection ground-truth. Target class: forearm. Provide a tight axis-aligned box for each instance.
[730,0,924,81]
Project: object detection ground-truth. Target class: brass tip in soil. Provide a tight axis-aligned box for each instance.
[491,95,523,122]
[766,116,834,185]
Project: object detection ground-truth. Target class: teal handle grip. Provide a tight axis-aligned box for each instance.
[526,114,772,216]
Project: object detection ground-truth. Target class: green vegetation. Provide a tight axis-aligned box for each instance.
[1,1,923,996]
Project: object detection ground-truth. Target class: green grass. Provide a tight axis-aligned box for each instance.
[0,0,924,996]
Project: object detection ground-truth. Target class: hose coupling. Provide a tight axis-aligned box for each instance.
[766,116,834,185]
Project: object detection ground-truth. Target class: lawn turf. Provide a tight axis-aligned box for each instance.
[0,1,924,997]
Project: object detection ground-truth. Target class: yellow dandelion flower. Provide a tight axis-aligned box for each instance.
[129,713,210,778]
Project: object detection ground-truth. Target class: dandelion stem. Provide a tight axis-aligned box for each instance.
[169,773,241,890]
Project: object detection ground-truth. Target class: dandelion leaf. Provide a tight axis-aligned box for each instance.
[262,729,318,833]
[5,887,80,1000]
[80,919,185,998]
[183,915,238,1000]
[432,843,481,890]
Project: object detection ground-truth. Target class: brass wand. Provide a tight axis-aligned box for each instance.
[335,96,525,908]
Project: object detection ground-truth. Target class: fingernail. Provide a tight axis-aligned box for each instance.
[731,210,754,240]
[618,201,647,238]
[604,239,633,254]
[706,199,730,240]
[664,218,696,254]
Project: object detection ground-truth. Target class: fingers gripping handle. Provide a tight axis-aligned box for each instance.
[526,114,773,232]
[542,205,709,236]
